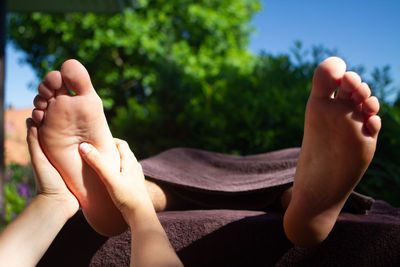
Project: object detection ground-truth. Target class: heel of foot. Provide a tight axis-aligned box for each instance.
[283,208,334,247]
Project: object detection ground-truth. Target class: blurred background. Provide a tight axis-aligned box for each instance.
[3,0,400,226]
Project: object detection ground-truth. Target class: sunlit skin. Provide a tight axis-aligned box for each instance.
[32,59,179,237]
[0,121,79,266]
[283,57,381,246]
[32,59,127,236]
[79,140,183,267]
[0,121,182,267]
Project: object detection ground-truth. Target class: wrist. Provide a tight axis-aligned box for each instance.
[36,193,79,220]
[124,199,156,226]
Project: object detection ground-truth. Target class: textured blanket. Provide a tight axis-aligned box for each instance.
[38,147,400,266]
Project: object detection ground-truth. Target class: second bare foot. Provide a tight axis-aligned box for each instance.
[283,57,381,246]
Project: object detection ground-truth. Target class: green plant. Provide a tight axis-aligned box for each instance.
[2,164,35,227]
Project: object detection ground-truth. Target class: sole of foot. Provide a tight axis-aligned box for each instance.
[283,57,381,247]
[32,59,127,236]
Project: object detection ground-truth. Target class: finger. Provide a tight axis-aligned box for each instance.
[26,118,57,191]
[26,118,50,167]
[79,142,116,186]
[115,139,137,170]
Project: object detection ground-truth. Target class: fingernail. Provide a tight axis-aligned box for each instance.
[80,142,91,154]
[26,118,32,128]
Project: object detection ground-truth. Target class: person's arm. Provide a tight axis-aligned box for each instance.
[0,120,79,267]
[0,195,73,266]
[124,196,181,267]
[79,139,183,267]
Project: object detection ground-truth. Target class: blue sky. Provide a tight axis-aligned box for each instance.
[5,0,400,108]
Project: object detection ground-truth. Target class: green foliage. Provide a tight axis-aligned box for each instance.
[4,184,26,224]
[7,0,260,116]
[6,1,400,206]
[111,44,335,157]
[2,164,35,227]
[7,0,261,157]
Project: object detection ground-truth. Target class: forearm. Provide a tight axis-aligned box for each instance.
[127,202,183,267]
[0,195,72,266]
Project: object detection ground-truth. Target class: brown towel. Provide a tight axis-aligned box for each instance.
[39,201,400,267]
[38,147,392,267]
[89,201,400,267]
[140,147,373,212]
[140,147,299,193]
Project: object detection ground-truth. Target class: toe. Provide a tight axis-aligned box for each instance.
[364,115,381,138]
[312,57,347,98]
[60,59,94,96]
[33,95,48,110]
[336,71,362,100]
[32,109,45,124]
[38,83,55,99]
[39,71,62,99]
[351,82,371,104]
[45,71,63,89]
[362,96,380,116]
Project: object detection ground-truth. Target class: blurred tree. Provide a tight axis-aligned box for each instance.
[8,0,260,157]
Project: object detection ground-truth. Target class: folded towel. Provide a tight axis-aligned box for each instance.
[140,147,300,193]
[141,147,373,213]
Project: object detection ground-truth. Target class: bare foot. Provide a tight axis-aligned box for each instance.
[283,57,381,247]
[32,59,127,236]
